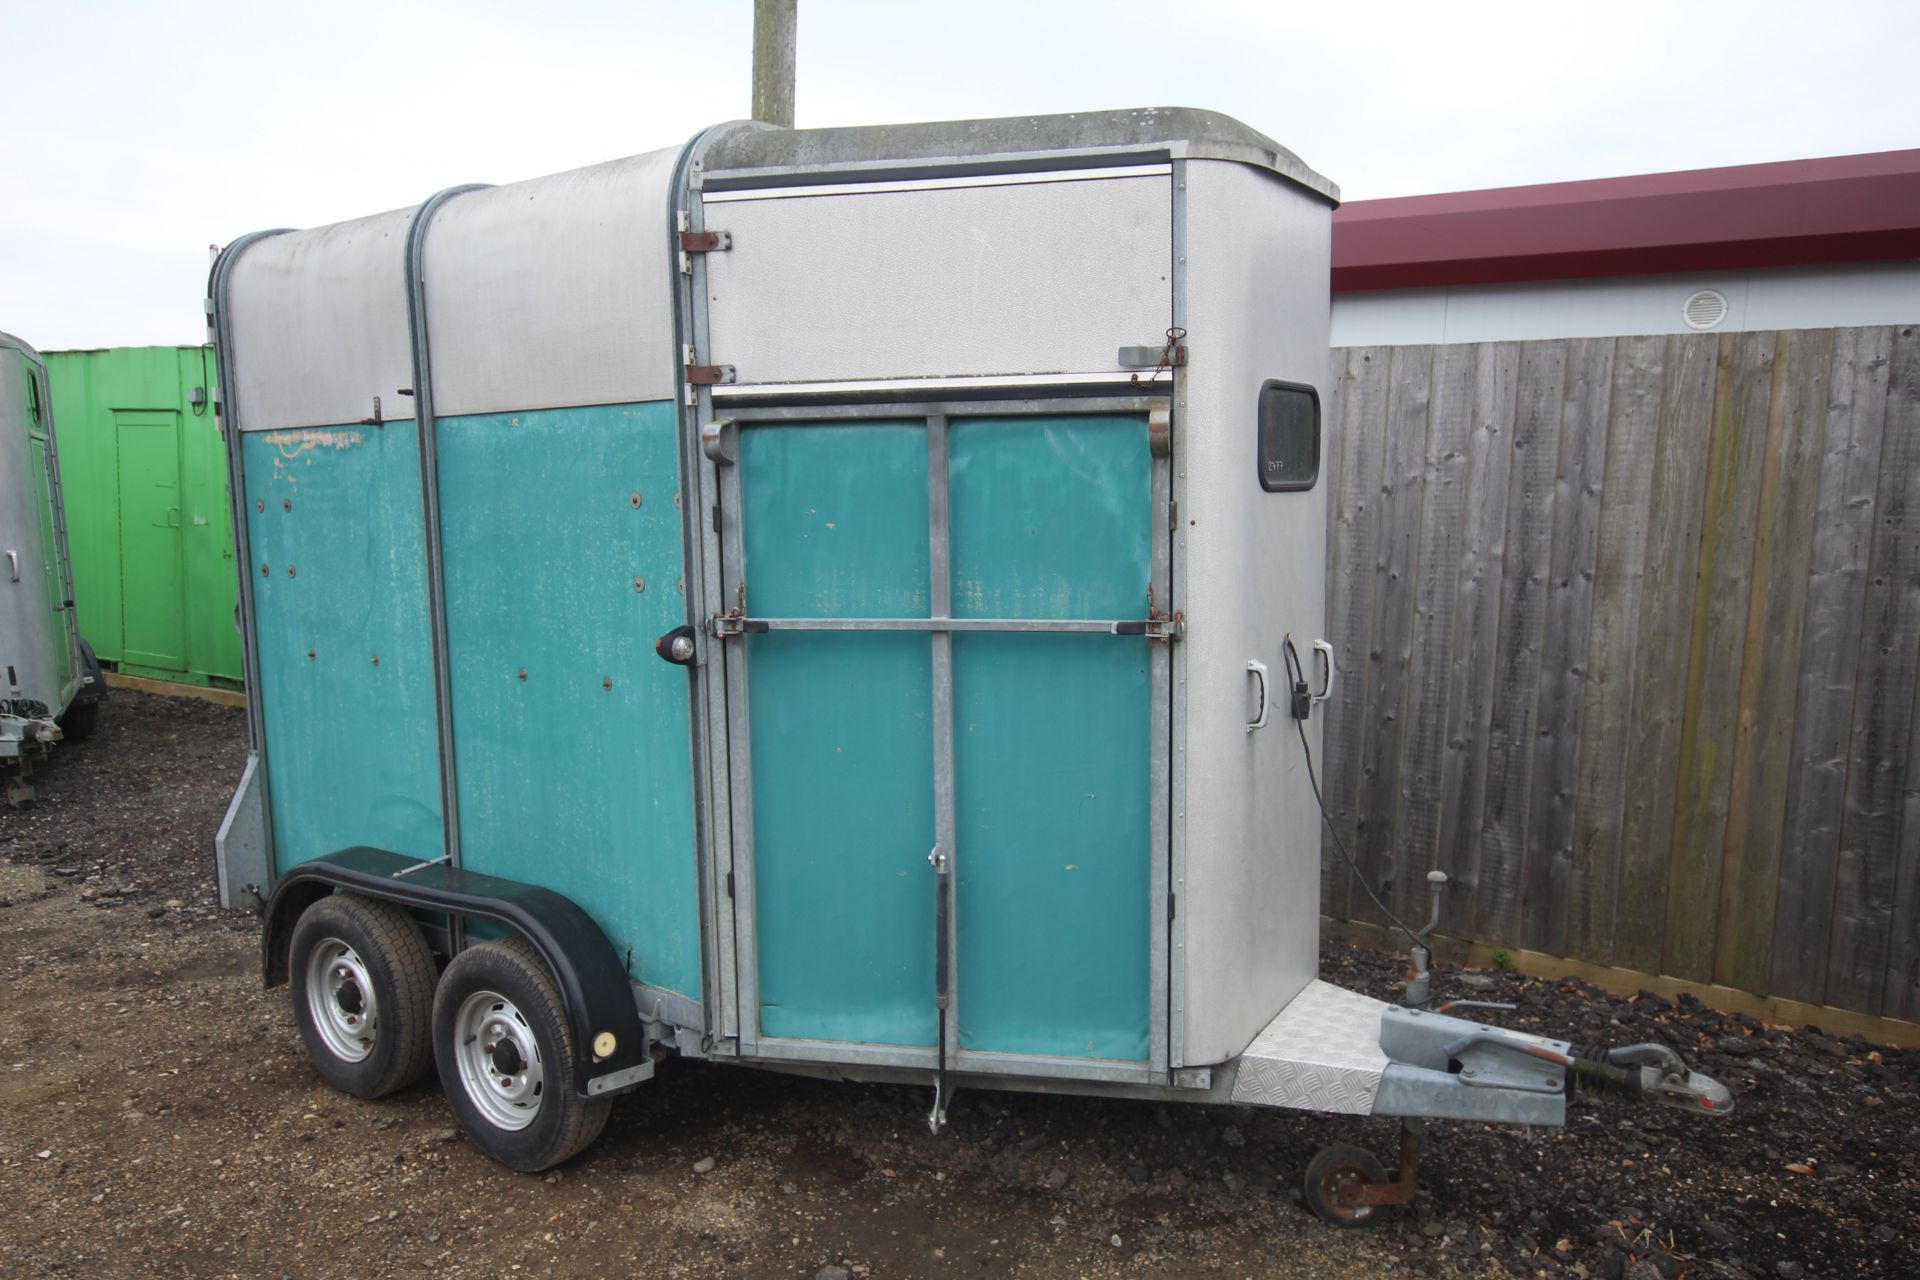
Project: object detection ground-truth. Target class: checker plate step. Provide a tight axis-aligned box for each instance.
[1230,979,1389,1115]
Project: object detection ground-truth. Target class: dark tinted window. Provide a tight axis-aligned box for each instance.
[1257,380,1319,491]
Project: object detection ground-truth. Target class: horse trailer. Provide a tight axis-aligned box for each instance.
[210,109,1727,1217]
[2,332,104,804]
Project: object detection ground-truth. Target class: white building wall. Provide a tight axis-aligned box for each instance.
[1331,261,1920,347]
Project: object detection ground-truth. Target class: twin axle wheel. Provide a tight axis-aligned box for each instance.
[431,936,610,1170]
[287,895,608,1171]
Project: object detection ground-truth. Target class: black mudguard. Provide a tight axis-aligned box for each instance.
[262,846,649,1099]
[70,637,106,705]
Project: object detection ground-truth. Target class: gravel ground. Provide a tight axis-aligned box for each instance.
[0,690,1913,1279]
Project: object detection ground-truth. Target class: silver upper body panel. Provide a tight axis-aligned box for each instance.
[225,207,419,431]
[703,166,1173,386]
[422,147,682,417]
[218,108,1334,431]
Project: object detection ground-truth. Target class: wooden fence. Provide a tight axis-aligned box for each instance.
[1320,325,1920,1024]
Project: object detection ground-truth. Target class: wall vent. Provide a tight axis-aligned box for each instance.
[1682,288,1730,331]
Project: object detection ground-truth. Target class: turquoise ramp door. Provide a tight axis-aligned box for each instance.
[721,402,1166,1072]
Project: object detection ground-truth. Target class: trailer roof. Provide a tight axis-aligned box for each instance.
[701,107,1339,205]
[0,332,45,366]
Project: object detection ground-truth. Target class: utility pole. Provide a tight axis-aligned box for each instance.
[752,0,796,128]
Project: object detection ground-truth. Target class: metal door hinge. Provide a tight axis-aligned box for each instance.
[679,230,732,274]
[677,210,732,274]
[684,343,736,387]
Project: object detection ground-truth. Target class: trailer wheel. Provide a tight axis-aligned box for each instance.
[1302,1142,1390,1227]
[57,700,99,743]
[432,937,610,1172]
[288,894,437,1098]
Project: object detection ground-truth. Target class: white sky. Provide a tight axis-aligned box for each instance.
[4,0,1916,350]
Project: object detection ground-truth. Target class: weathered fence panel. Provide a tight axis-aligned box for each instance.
[1322,324,1920,1021]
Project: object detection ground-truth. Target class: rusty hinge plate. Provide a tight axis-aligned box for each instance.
[679,230,731,253]
[686,364,737,386]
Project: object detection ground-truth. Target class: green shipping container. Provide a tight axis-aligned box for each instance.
[43,346,240,689]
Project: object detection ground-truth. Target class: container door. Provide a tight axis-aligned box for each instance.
[114,410,186,672]
[718,401,1169,1077]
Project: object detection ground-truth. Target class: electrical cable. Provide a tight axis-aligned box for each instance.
[1283,644,1423,949]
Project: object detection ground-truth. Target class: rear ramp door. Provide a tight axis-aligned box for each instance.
[716,400,1170,1080]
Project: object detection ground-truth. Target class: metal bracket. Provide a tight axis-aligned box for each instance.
[686,364,736,386]
[700,419,735,465]
[586,1060,654,1097]
[1118,343,1190,369]
[390,853,452,879]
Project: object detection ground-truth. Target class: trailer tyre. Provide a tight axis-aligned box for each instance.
[57,700,99,743]
[1302,1143,1390,1227]
[432,937,610,1172]
[288,894,437,1098]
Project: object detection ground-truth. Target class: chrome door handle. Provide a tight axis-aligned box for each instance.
[1311,639,1336,705]
[1246,659,1270,733]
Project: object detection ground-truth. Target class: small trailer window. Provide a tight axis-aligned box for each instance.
[1256,380,1319,491]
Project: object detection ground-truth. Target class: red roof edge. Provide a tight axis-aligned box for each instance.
[1331,149,1920,293]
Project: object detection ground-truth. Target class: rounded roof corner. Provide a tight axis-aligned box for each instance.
[0,331,46,367]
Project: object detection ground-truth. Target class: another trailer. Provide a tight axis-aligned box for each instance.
[1,332,105,804]
[210,109,1727,1214]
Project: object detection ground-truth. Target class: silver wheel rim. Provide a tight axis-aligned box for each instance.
[454,989,545,1131]
[305,938,378,1063]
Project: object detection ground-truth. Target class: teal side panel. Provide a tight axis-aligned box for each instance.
[242,423,441,871]
[949,415,1152,1060]
[741,422,935,1045]
[436,402,700,999]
